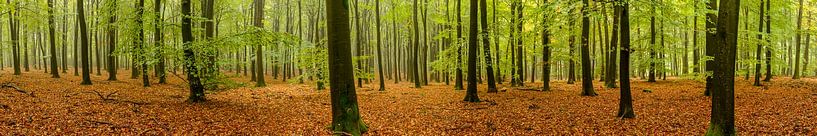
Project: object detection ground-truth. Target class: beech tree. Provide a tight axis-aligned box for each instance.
[47,0,59,78]
[480,0,497,93]
[254,0,266,87]
[463,0,480,103]
[106,0,117,81]
[182,0,204,102]
[78,0,92,85]
[706,0,740,134]
[617,0,635,119]
[580,0,596,96]
[326,0,368,134]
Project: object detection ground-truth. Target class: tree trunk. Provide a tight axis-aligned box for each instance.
[706,0,739,135]
[648,1,657,83]
[254,0,266,87]
[453,0,464,90]
[422,0,429,86]
[183,0,205,102]
[754,0,764,86]
[376,0,386,91]
[480,0,497,93]
[78,0,92,85]
[763,0,772,81]
[617,0,635,118]
[580,0,597,96]
[62,0,68,73]
[542,0,551,91]
[9,0,21,75]
[412,0,422,88]
[137,0,150,87]
[326,0,368,134]
[464,0,481,102]
[515,1,524,87]
[606,1,621,88]
[704,0,718,96]
[794,0,804,79]
[48,0,60,78]
[106,0,117,81]
[155,0,166,83]
[568,19,576,84]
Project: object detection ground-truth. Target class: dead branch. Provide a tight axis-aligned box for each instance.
[2,83,34,97]
[85,90,120,101]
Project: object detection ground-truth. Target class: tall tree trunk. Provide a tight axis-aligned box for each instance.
[693,1,700,73]
[617,0,635,118]
[422,0,430,85]
[754,0,764,86]
[48,0,60,78]
[254,0,266,87]
[648,1,657,82]
[9,0,21,75]
[78,0,92,85]
[763,0,772,81]
[542,0,551,91]
[515,0,524,87]
[704,0,718,96]
[137,0,150,87]
[568,19,576,84]
[376,0,386,91]
[706,0,739,135]
[606,1,620,88]
[481,0,497,93]
[580,0,597,96]
[62,0,68,73]
[326,0,368,134]
[464,0,481,102]
[803,15,811,77]
[74,13,79,76]
[182,0,205,102]
[353,0,364,87]
[492,0,501,84]
[106,0,117,81]
[155,0,166,83]
[412,0,422,88]
[794,0,804,79]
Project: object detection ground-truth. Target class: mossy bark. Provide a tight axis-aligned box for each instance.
[327,0,367,135]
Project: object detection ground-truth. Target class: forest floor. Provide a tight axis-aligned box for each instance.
[0,69,816,135]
